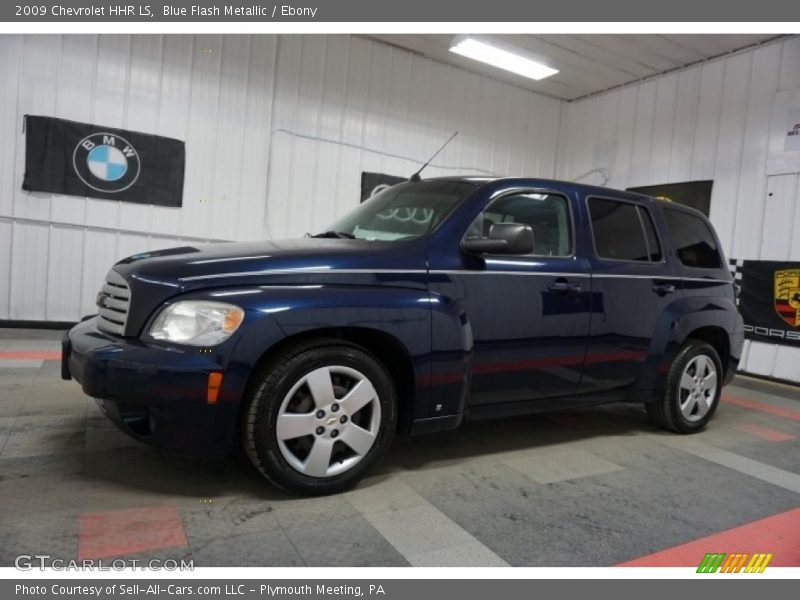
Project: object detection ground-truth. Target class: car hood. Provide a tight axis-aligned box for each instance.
[109,238,427,335]
[113,238,424,285]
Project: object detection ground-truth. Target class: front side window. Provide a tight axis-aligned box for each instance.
[468,192,572,256]
[663,208,722,269]
[323,180,475,241]
[588,198,661,262]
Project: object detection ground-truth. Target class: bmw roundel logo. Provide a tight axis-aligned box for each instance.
[73,132,140,193]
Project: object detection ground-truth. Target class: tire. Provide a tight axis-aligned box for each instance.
[242,339,397,495]
[646,340,723,434]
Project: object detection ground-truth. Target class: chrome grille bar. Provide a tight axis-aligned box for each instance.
[96,269,130,336]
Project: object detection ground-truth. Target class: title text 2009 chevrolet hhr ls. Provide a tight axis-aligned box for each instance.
[63,178,744,494]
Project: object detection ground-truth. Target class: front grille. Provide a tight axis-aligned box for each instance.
[96,269,131,336]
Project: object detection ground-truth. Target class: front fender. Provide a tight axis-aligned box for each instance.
[232,284,436,422]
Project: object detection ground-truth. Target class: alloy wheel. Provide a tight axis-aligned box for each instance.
[678,354,718,423]
[275,365,382,477]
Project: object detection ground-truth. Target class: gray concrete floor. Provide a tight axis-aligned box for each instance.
[0,328,799,567]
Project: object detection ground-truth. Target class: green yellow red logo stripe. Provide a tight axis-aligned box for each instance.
[697,552,772,573]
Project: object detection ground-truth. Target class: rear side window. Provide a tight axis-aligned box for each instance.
[663,209,722,269]
[588,198,662,262]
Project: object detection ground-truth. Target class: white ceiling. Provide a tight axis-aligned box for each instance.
[367,34,786,101]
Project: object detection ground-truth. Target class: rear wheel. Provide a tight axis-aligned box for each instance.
[646,340,722,433]
[242,340,397,495]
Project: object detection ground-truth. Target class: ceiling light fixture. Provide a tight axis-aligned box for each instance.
[449,36,559,81]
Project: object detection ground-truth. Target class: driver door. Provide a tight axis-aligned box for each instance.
[429,190,592,408]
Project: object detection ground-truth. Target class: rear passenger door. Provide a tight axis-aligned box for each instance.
[578,196,683,394]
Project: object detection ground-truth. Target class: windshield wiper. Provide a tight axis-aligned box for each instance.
[311,230,356,239]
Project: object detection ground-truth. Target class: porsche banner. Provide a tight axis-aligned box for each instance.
[736,260,800,347]
[22,115,185,207]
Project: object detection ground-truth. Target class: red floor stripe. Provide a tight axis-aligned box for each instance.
[723,394,800,423]
[0,351,61,360]
[78,505,188,560]
[618,507,800,567]
[733,422,796,442]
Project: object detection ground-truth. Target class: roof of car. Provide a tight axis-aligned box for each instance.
[426,175,651,199]
[425,175,709,219]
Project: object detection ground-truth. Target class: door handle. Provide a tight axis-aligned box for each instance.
[548,279,582,294]
[652,283,676,296]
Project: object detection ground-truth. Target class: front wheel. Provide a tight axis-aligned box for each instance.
[646,340,722,433]
[242,340,397,495]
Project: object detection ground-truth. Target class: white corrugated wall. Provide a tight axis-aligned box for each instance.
[266,35,561,239]
[0,34,562,321]
[0,33,797,383]
[557,36,800,383]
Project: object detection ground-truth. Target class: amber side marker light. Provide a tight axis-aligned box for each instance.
[223,308,244,333]
[207,372,223,404]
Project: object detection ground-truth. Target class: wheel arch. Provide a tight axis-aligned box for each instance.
[684,325,731,374]
[637,300,733,399]
[239,326,418,435]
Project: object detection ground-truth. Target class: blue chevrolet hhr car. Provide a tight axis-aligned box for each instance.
[63,177,744,494]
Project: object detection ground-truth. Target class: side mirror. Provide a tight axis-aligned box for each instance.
[462,223,534,255]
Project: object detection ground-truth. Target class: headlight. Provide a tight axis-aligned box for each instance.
[149,301,244,346]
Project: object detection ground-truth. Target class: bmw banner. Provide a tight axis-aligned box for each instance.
[22,115,185,207]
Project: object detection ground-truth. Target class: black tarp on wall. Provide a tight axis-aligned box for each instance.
[733,259,800,347]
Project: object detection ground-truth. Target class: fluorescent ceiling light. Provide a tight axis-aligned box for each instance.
[449,36,558,81]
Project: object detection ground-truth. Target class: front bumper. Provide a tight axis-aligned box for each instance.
[63,317,240,458]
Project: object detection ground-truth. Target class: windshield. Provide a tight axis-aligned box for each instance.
[321,180,476,241]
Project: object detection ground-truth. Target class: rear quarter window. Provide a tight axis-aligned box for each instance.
[662,209,722,269]
[588,197,661,262]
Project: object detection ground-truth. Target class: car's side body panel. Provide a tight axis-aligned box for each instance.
[426,182,592,414]
[651,200,744,387]
[577,192,687,397]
